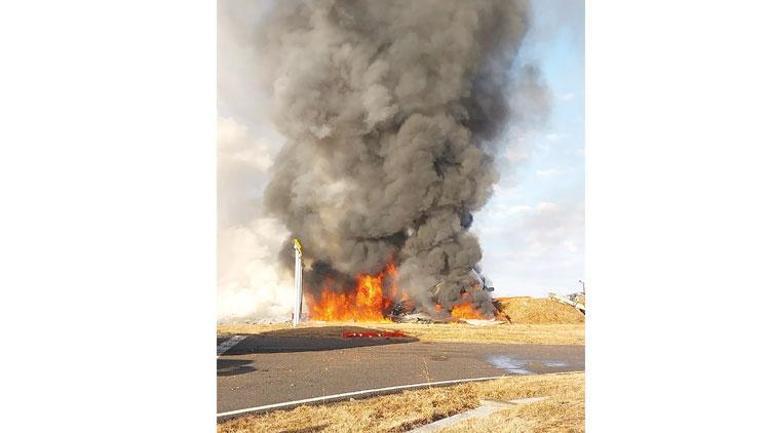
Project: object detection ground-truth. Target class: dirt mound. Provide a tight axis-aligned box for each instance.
[495,296,585,324]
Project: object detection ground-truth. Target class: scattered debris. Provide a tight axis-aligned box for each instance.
[388,300,411,316]
[492,298,513,323]
[549,293,586,314]
[388,311,502,325]
[390,312,442,324]
[341,330,407,338]
[463,319,502,327]
[567,291,586,306]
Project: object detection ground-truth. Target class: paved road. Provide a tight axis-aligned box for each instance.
[217,332,584,414]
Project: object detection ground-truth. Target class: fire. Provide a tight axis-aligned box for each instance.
[305,262,491,322]
[306,263,398,322]
[450,302,484,319]
[450,293,488,320]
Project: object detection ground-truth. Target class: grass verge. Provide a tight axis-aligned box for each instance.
[217,322,584,345]
[218,372,584,433]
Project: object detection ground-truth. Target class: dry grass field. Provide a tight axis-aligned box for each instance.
[218,372,584,433]
[218,321,583,345]
[218,296,585,345]
[495,297,585,325]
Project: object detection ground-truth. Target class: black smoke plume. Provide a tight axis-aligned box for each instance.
[260,0,541,314]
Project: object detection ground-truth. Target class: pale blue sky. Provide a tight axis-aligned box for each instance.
[473,0,585,297]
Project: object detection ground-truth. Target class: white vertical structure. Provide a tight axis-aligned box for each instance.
[292,238,303,326]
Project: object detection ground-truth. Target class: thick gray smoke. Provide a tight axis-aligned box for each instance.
[259,0,538,315]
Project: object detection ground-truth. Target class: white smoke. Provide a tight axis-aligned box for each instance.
[217,115,291,321]
[217,216,293,322]
[217,1,294,321]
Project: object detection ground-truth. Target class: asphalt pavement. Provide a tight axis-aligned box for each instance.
[217,330,584,414]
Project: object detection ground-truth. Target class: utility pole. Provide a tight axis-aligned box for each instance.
[292,238,303,327]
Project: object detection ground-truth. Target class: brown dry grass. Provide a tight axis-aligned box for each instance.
[496,297,585,325]
[217,321,583,345]
[218,372,583,433]
[437,376,584,433]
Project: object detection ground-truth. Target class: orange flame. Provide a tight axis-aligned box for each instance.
[306,263,398,322]
[306,263,491,322]
[450,293,488,319]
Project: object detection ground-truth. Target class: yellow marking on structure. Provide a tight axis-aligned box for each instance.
[293,238,303,254]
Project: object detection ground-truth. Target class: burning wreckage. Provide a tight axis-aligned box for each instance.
[292,239,506,325]
[388,269,499,323]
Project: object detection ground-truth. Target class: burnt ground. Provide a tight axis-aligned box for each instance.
[217,328,584,414]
